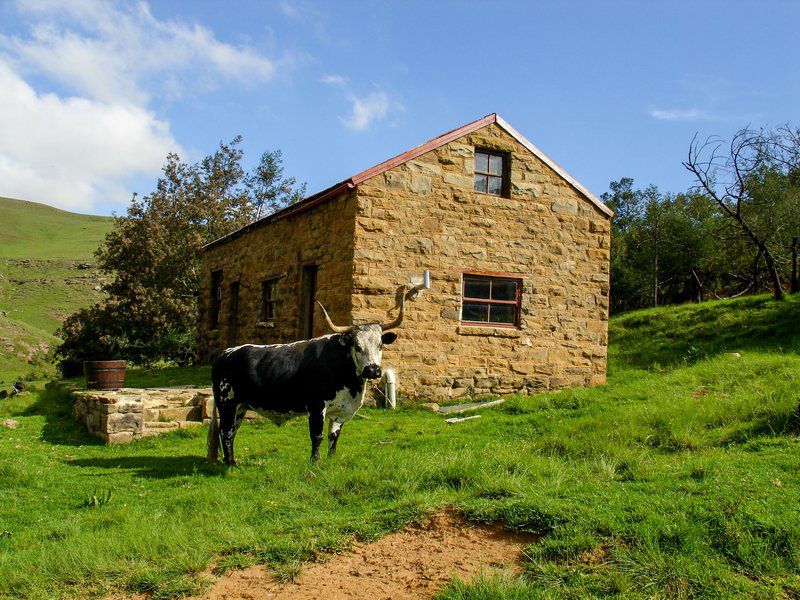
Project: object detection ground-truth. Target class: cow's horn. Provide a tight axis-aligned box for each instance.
[381,289,406,331]
[317,301,349,333]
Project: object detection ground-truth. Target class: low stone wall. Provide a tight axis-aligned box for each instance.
[72,387,214,444]
[72,389,145,444]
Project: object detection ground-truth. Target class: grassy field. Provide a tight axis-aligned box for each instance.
[0,197,114,382]
[1,294,800,598]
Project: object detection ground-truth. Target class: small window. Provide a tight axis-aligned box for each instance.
[261,278,279,321]
[461,274,521,327]
[209,270,223,329]
[474,150,507,196]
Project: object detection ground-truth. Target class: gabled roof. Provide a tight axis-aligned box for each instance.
[203,113,612,250]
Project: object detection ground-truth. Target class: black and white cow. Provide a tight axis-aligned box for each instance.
[207,297,404,465]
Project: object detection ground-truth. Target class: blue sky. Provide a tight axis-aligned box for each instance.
[1,0,798,215]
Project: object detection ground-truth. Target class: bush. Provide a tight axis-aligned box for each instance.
[55,300,196,366]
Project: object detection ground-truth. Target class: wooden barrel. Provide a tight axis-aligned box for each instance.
[83,360,127,390]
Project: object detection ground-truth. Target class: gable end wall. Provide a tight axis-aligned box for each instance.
[350,123,610,400]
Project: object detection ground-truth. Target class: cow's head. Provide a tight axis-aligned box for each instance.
[317,294,404,380]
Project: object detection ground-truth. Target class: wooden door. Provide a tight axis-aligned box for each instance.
[301,265,318,339]
[227,281,240,346]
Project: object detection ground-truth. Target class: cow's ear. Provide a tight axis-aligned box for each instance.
[382,332,397,345]
[339,331,353,346]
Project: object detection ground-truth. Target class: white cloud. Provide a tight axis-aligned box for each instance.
[0,0,278,211]
[2,0,276,104]
[340,91,393,131]
[0,60,177,211]
[649,107,708,121]
[321,73,348,87]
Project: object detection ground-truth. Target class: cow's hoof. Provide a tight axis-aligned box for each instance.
[224,459,237,466]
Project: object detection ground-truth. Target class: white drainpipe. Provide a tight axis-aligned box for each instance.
[383,368,397,409]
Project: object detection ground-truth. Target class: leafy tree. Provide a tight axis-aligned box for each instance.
[56,137,305,365]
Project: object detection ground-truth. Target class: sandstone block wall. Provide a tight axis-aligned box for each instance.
[350,123,610,400]
[198,191,358,359]
[72,389,144,444]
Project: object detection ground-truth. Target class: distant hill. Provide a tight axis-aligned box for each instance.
[0,197,114,381]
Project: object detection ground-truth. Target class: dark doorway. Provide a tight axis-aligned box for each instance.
[301,265,318,339]
[228,281,240,346]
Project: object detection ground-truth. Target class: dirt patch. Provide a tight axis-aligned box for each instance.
[202,509,537,599]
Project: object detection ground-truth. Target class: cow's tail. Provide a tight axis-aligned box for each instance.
[207,387,221,462]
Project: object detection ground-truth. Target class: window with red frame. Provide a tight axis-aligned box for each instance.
[461,274,521,326]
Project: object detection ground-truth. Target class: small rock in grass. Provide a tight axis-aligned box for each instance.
[2,419,18,429]
[725,352,741,358]
[13,382,26,392]
[772,479,784,488]
[420,402,440,411]
[0,390,7,399]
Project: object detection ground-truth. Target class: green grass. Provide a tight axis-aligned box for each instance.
[2,295,800,598]
[0,196,112,260]
[0,197,114,382]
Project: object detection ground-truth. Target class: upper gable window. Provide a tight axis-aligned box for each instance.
[473,150,507,196]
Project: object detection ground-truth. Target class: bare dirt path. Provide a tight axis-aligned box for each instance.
[202,509,537,599]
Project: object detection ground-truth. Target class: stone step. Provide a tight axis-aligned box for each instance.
[144,406,202,422]
[144,421,180,430]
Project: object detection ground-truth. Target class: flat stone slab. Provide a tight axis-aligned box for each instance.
[437,398,505,415]
[445,415,482,424]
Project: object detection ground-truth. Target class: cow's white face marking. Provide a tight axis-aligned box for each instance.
[350,325,384,373]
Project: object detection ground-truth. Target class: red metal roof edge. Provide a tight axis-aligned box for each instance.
[202,112,611,250]
[202,179,354,250]
[349,113,497,185]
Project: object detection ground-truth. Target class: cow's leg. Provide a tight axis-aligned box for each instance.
[309,409,325,463]
[219,403,246,466]
[328,420,343,457]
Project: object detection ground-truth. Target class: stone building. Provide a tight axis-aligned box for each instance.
[198,114,612,401]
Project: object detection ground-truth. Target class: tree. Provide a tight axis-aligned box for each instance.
[56,137,305,365]
[683,126,800,301]
[603,180,719,312]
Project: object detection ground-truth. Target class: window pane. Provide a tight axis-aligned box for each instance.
[264,302,274,320]
[464,278,491,299]
[474,151,489,173]
[488,154,504,175]
[473,174,488,193]
[488,175,503,195]
[492,280,517,301]
[462,301,489,322]
[489,303,516,324]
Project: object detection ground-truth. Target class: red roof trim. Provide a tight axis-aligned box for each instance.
[349,113,497,185]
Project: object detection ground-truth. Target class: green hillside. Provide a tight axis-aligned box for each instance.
[0,197,114,381]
